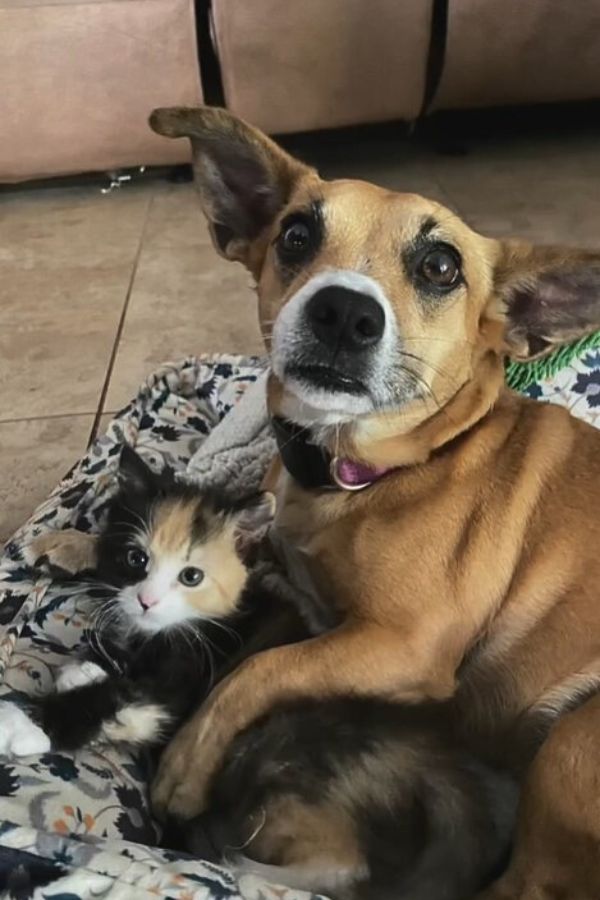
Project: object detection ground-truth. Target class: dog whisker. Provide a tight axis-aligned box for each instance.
[400,350,462,393]
[398,364,441,414]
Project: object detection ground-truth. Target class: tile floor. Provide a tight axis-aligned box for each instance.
[1,126,599,540]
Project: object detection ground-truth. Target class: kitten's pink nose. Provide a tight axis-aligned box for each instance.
[137,592,159,610]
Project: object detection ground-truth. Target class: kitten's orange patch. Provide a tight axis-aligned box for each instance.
[192,525,248,617]
[151,498,198,556]
[149,497,248,618]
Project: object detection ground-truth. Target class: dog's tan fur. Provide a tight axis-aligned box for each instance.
[149,107,600,898]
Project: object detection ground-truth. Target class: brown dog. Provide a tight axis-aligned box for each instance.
[149,106,600,899]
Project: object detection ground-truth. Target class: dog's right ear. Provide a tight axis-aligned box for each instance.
[490,241,600,361]
[149,106,312,270]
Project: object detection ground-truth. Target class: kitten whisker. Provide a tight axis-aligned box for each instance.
[119,503,150,536]
[181,624,216,689]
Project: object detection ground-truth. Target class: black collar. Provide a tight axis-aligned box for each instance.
[271,416,334,490]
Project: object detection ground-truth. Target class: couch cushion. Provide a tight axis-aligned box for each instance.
[432,0,600,111]
[212,0,433,134]
[0,0,202,182]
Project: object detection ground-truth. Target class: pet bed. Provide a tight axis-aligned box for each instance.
[0,342,599,900]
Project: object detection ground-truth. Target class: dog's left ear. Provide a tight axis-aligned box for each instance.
[149,106,312,271]
[491,242,600,360]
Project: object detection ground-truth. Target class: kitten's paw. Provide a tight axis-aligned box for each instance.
[0,703,51,757]
[24,529,98,574]
[55,661,107,692]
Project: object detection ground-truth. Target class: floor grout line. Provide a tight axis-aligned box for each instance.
[87,192,156,446]
[0,411,97,426]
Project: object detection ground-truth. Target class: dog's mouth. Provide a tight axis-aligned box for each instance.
[284,364,368,395]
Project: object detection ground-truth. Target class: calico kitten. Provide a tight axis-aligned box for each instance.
[0,448,516,899]
[0,447,299,755]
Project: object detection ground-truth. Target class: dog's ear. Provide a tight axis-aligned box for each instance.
[491,241,600,360]
[149,106,312,269]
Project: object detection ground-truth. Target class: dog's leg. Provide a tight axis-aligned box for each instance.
[480,692,600,900]
[151,621,457,819]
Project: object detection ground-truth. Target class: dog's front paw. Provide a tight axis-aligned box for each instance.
[0,703,51,757]
[23,529,98,574]
[152,713,217,820]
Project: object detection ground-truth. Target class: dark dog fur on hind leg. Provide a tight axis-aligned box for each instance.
[187,698,518,900]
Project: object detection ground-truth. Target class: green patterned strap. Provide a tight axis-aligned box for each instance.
[505,330,600,392]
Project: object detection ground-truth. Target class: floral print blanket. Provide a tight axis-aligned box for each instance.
[0,349,598,899]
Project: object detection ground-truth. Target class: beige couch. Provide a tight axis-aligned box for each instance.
[432,0,600,111]
[3,0,599,183]
[211,0,600,134]
[1,0,202,182]
[211,0,433,134]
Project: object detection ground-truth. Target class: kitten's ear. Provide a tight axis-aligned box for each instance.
[118,446,156,495]
[233,492,276,553]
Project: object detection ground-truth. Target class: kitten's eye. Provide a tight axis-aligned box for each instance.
[178,566,204,587]
[125,547,148,570]
[278,218,312,259]
[417,246,461,289]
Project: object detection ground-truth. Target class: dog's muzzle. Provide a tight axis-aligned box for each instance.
[271,270,399,418]
[306,286,385,353]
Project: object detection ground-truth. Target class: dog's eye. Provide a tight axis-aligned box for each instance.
[126,547,148,570]
[418,247,461,289]
[278,219,312,257]
[178,566,204,587]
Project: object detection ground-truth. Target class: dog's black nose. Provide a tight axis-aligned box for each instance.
[306,287,385,352]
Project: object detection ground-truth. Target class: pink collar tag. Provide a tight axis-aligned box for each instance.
[331,457,391,491]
